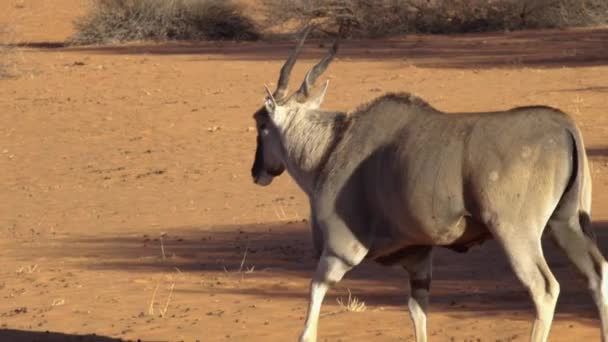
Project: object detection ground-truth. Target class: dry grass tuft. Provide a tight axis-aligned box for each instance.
[16,264,39,274]
[69,0,259,45]
[223,244,255,275]
[147,282,176,317]
[336,289,366,313]
[158,283,175,317]
[51,298,66,307]
[159,232,167,260]
[148,282,160,315]
[148,272,181,317]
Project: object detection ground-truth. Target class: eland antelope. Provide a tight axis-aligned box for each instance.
[250,26,607,342]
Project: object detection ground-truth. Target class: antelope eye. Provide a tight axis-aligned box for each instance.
[259,123,269,136]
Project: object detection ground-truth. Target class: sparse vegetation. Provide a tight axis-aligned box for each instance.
[148,281,176,317]
[70,0,259,45]
[336,289,367,312]
[263,0,608,37]
[0,25,14,78]
[69,0,608,43]
[223,244,256,275]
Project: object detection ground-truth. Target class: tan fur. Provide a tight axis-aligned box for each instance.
[250,29,607,342]
[271,101,344,194]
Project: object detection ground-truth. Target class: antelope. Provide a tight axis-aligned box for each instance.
[250,26,607,342]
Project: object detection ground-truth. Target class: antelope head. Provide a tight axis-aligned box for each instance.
[251,26,339,186]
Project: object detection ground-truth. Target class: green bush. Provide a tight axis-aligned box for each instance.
[70,0,259,45]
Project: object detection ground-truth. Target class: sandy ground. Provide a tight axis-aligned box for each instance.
[2,1,608,341]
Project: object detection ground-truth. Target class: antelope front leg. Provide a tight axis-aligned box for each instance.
[403,246,433,342]
[308,202,323,259]
[299,254,352,342]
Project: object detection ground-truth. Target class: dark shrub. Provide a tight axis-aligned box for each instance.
[70,0,259,45]
[263,0,608,37]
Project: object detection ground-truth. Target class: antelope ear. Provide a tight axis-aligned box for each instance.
[305,80,329,109]
[263,84,277,113]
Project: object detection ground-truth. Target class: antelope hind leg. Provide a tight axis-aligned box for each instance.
[402,246,433,342]
[494,224,559,342]
[549,215,608,341]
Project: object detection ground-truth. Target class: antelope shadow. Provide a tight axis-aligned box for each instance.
[35,220,608,321]
[0,329,123,342]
